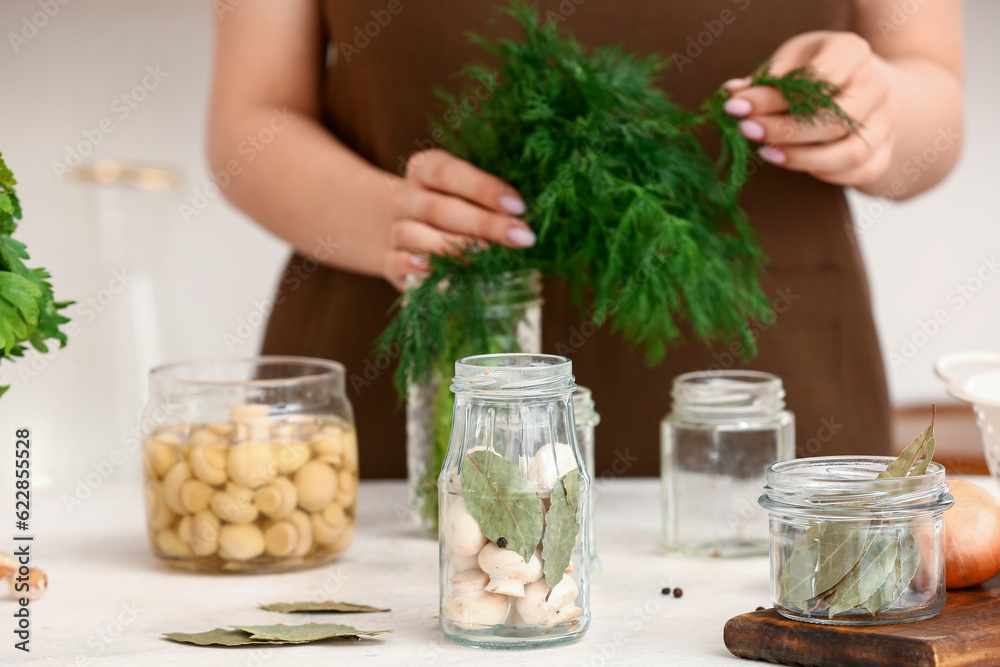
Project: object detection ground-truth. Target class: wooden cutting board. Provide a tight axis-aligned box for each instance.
[724,575,1000,667]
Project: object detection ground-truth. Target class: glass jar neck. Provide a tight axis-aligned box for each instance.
[670,370,786,422]
[759,457,953,518]
[451,353,575,400]
[480,269,542,313]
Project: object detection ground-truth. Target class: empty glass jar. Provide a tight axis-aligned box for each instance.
[661,370,794,557]
[439,354,591,649]
[759,457,952,625]
[408,270,542,534]
[141,357,358,573]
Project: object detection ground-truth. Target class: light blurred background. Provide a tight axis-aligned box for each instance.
[0,0,996,485]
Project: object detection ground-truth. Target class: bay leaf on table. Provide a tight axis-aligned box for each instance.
[260,601,389,614]
[828,532,899,618]
[232,623,391,643]
[541,471,581,588]
[460,449,544,562]
[163,628,288,647]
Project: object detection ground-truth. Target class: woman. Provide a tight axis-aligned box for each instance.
[207,0,962,478]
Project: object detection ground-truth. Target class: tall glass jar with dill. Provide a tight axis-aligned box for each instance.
[407,270,542,534]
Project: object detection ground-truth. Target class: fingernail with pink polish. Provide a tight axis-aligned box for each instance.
[723,98,752,117]
[499,193,526,216]
[758,146,787,165]
[722,77,749,90]
[507,225,536,248]
[409,254,429,269]
[739,119,765,141]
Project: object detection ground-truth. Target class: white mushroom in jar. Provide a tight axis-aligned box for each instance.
[442,568,510,630]
[312,503,349,545]
[161,462,192,515]
[287,510,314,556]
[528,443,579,495]
[180,479,214,514]
[336,468,357,508]
[477,542,543,597]
[190,510,221,557]
[218,524,266,561]
[294,460,338,512]
[230,404,271,442]
[146,436,179,478]
[341,429,359,473]
[326,522,355,552]
[444,496,488,557]
[210,483,259,525]
[264,520,299,557]
[311,429,343,466]
[145,482,175,530]
[274,442,311,475]
[189,444,228,486]
[157,528,194,557]
[227,442,278,489]
[516,575,582,626]
[255,476,298,520]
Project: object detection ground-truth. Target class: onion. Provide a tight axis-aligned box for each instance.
[944,479,1000,589]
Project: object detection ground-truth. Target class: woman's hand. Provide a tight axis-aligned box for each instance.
[722,31,896,188]
[382,149,536,290]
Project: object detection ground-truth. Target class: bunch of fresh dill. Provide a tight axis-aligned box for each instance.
[378,2,852,394]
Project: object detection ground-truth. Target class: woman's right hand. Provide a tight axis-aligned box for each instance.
[382,149,536,290]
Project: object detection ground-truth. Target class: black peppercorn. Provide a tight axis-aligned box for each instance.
[660,587,671,595]
[672,587,683,598]
[497,537,508,549]
[756,606,765,611]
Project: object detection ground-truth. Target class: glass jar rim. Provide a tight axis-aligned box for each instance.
[452,353,575,397]
[760,456,953,516]
[671,369,786,420]
[149,356,345,388]
[573,386,600,426]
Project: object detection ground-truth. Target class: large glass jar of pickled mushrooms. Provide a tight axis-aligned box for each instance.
[141,357,358,573]
[439,353,591,649]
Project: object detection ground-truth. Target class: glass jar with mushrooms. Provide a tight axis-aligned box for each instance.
[141,357,358,573]
[439,354,591,648]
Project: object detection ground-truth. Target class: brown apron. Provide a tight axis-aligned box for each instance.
[261,0,892,478]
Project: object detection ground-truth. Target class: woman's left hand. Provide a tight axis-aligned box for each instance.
[723,31,897,188]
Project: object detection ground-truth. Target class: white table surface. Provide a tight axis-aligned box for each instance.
[12,476,999,666]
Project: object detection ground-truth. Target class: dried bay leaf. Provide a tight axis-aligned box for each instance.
[260,601,389,614]
[541,471,581,588]
[233,623,391,642]
[163,628,288,647]
[828,533,899,618]
[778,527,821,604]
[878,405,936,479]
[812,521,870,596]
[460,449,543,561]
[564,469,581,509]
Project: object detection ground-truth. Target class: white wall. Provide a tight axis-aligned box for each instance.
[0,0,996,486]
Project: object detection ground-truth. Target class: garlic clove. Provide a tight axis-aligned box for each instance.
[227,442,278,489]
[190,510,220,557]
[189,444,228,486]
[218,524,266,561]
[295,460,338,512]
[255,476,298,520]
[312,502,348,545]
[287,510,313,557]
[180,479,214,514]
[264,521,299,557]
[336,469,357,508]
[444,496,488,557]
[157,528,194,557]
[162,462,192,514]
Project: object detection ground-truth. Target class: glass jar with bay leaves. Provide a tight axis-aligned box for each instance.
[407,270,542,535]
[661,371,795,557]
[439,354,591,649]
[759,457,953,625]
